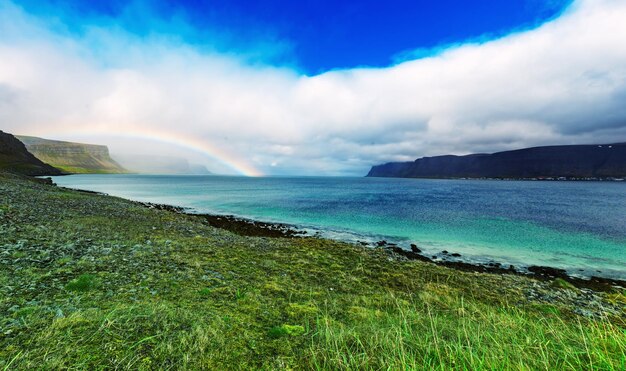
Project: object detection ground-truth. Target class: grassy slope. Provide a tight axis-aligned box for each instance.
[49,165,123,174]
[0,173,624,369]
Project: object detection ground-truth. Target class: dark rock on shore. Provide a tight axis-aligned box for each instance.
[382,244,433,263]
[137,201,186,213]
[410,244,421,253]
[198,214,305,238]
[32,177,55,186]
[377,245,626,292]
[528,266,569,279]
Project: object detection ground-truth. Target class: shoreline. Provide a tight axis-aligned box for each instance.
[3,173,625,368]
[22,180,626,295]
[109,190,626,292]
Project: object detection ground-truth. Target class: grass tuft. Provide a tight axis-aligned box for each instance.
[268,324,306,339]
[65,274,99,292]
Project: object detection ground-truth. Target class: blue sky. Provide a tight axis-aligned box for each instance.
[2,0,626,176]
[15,0,571,73]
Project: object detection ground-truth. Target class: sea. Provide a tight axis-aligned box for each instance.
[51,175,626,280]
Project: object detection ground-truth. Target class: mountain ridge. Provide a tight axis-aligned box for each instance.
[367,143,626,179]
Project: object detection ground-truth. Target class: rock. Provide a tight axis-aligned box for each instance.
[550,278,577,291]
[410,244,421,253]
[442,250,449,255]
[528,265,569,279]
[376,240,387,247]
[451,253,461,257]
[31,177,55,186]
[574,308,594,318]
[382,244,432,263]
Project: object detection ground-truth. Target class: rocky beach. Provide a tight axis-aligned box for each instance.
[1,172,625,369]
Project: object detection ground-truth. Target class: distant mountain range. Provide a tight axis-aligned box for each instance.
[16,135,128,174]
[0,131,62,176]
[367,143,626,179]
[113,154,212,175]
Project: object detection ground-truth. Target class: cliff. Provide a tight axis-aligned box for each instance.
[17,135,127,174]
[367,143,626,179]
[0,131,62,176]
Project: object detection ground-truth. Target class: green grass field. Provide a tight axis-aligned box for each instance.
[1,173,624,369]
[51,165,123,174]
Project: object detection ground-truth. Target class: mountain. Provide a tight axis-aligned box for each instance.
[113,154,212,175]
[188,163,212,175]
[17,135,127,174]
[0,131,62,176]
[367,143,626,179]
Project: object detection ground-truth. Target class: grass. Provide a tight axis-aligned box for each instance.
[65,274,100,291]
[268,324,307,339]
[53,166,127,174]
[309,295,626,370]
[0,172,624,369]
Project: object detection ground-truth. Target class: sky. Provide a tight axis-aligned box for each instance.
[1,0,626,176]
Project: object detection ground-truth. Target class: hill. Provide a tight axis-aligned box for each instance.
[367,143,626,179]
[17,135,127,174]
[0,131,62,176]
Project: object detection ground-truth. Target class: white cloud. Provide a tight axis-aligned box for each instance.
[1,0,626,175]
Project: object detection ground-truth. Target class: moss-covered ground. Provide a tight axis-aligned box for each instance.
[1,173,624,369]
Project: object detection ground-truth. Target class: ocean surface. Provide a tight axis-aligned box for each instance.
[51,175,626,280]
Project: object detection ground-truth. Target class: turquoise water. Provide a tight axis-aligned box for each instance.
[51,175,626,279]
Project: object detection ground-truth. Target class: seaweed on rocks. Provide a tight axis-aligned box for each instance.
[197,214,305,238]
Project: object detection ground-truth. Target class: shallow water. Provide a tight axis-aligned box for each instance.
[52,175,626,279]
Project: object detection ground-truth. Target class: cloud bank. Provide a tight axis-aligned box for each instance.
[1,0,626,175]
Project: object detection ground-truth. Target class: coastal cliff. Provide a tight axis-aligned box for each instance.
[0,131,62,176]
[367,143,626,179]
[17,135,127,174]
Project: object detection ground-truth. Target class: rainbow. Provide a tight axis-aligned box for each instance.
[37,128,264,177]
